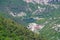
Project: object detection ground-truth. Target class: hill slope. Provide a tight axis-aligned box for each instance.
[0,16,46,40]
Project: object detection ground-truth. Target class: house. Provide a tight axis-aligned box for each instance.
[10,12,16,17]
[27,23,44,32]
[23,0,32,3]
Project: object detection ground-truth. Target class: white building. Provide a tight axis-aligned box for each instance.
[17,12,26,17]
[27,23,44,32]
[33,17,44,20]
[23,0,33,3]
[9,12,16,17]
[10,11,26,17]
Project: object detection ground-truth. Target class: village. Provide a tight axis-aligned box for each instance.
[23,0,50,4]
[24,0,60,4]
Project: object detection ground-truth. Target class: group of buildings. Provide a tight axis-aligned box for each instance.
[24,0,60,4]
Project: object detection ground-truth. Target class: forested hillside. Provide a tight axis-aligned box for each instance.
[0,16,46,40]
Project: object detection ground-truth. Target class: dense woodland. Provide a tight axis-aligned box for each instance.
[0,16,47,40]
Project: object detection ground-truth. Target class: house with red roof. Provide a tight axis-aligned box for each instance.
[27,23,44,32]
